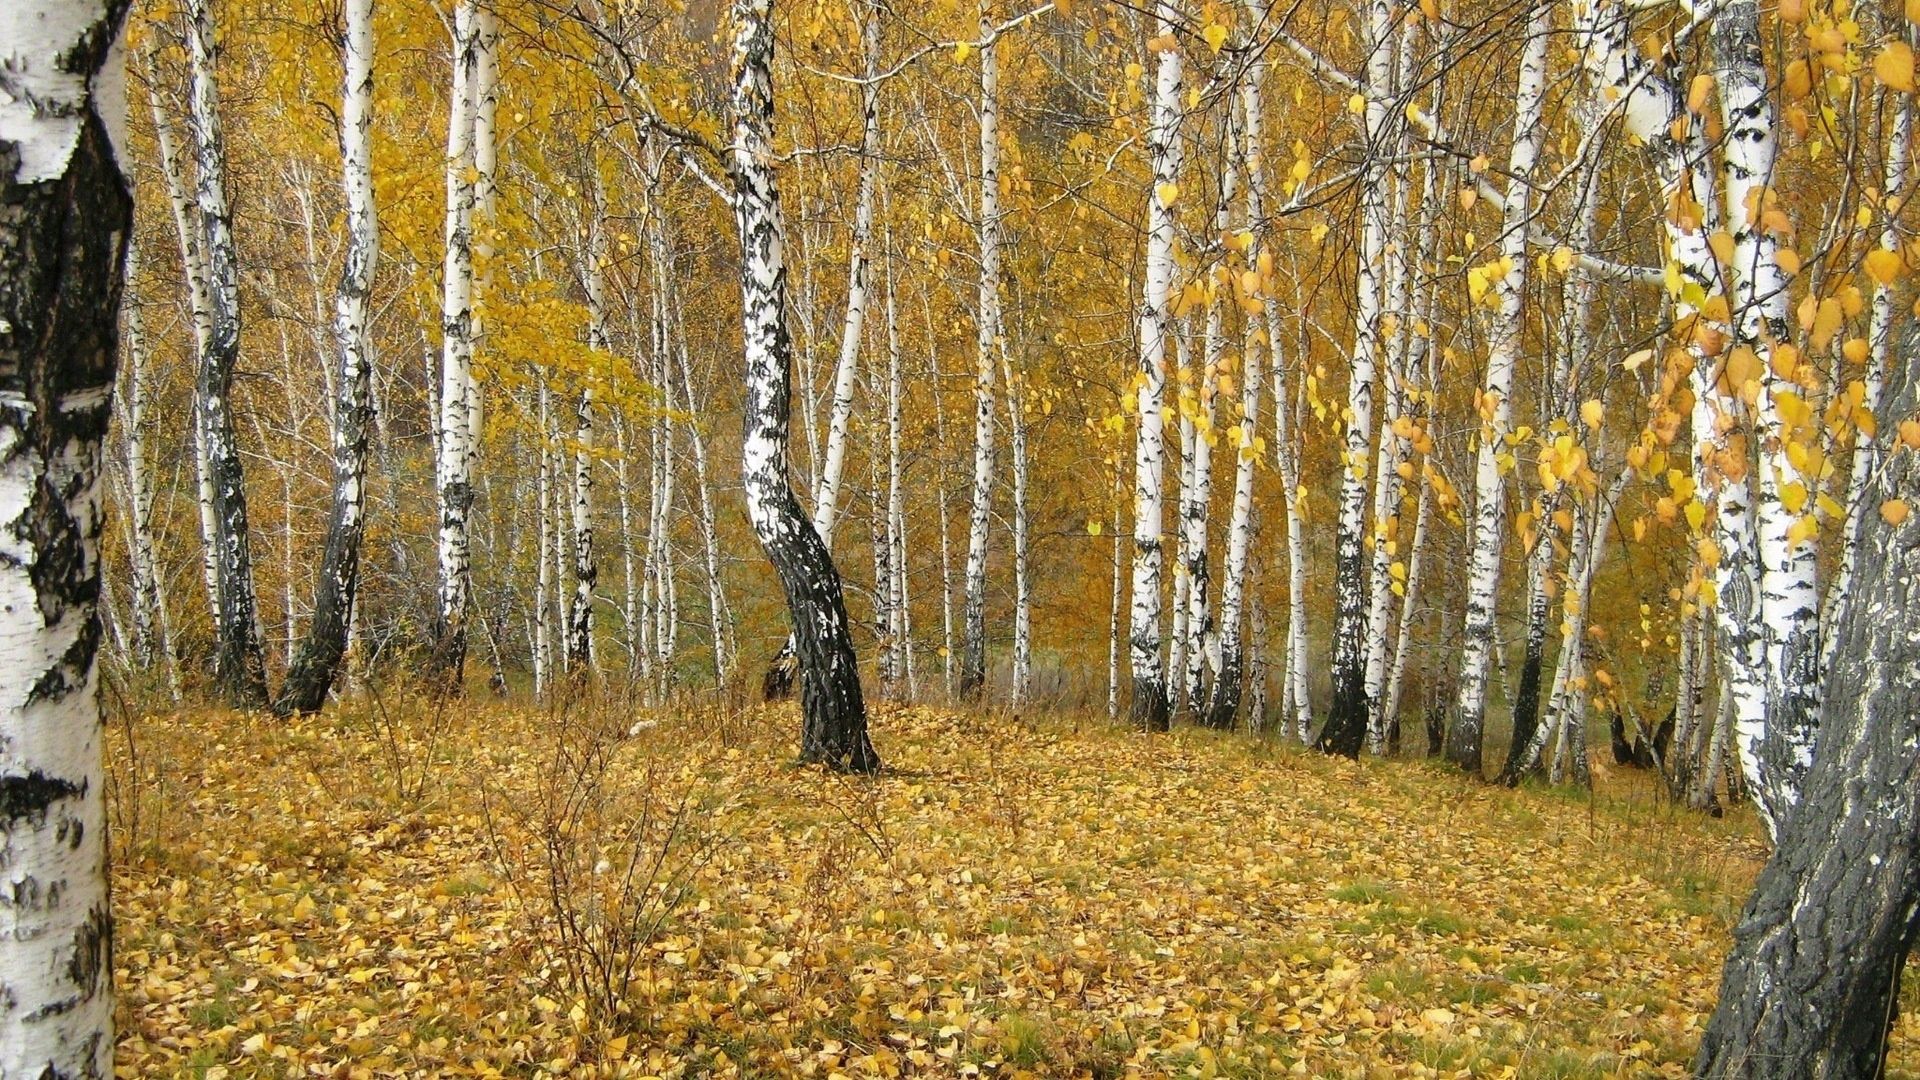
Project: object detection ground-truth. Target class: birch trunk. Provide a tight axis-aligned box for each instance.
[1316,0,1394,756]
[1824,68,1912,674]
[1714,0,1820,834]
[1445,0,1549,774]
[568,186,606,676]
[1181,163,1233,717]
[119,243,163,673]
[730,0,878,771]
[677,344,732,683]
[1231,19,1312,738]
[277,0,378,715]
[187,0,269,706]
[1695,335,1920,1076]
[142,78,223,633]
[0,4,129,1066]
[1130,0,1183,732]
[1001,344,1033,705]
[959,6,1003,700]
[430,2,481,686]
[1200,156,1262,732]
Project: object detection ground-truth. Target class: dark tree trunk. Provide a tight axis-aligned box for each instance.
[731,0,878,773]
[1201,649,1244,732]
[1132,667,1170,732]
[1694,336,1920,1079]
[1316,534,1369,757]
[0,58,132,1073]
[1499,622,1547,784]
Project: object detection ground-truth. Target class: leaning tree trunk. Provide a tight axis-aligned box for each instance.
[1693,327,1920,1079]
[0,3,130,1067]
[277,0,378,715]
[730,0,879,772]
[187,0,270,707]
[1130,0,1183,733]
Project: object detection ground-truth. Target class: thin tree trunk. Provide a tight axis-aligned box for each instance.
[1317,0,1394,757]
[1202,82,1260,732]
[959,4,1003,701]
[277,0,378,715]
[1445,0,1548,773]
[730,0,878,771]
[1001,342,1032,706]
[119,242,169,682]
[430,2,482,687]
[187,0,269,707]
[0,7,129,1065]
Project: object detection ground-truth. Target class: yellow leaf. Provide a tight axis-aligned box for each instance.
[954,40,973,63]
[1347,93,1367,114]
[1687,74,1715,114]
[1580,399,1604,430]
[1885,498,1913,524]
[1202,22,1229,52]
[1787,514,1820,547]
[1156,182,1180,207]
[1086,519,1103,536]
[1878,41,1917,92]
[1866,247,1904,286]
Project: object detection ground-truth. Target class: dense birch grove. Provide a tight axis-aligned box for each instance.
[13,0,1920,1067]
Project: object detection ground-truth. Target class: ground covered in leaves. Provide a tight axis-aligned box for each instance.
[109,696,1917,1078]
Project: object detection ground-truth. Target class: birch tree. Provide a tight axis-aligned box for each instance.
[188,0,269,706]
[1129,0,1183,732]
[1443,0,1549,774]
[1314,0,1393,756]
[277,0,379,714]
[0,2,131,1068]
[958,3,1003,701]
[1694,333,1920,1078]
[430,1,482,686]
[730,0,879,771]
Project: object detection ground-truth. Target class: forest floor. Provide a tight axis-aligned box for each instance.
[107,693,1917,1079]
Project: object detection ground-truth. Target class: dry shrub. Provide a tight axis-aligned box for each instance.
[481,699,722,1036]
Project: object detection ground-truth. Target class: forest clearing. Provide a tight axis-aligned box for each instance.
[12,0,1920,1068]
[113,699,1812,1079]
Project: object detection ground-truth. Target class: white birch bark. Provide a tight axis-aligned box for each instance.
[433,1,481,681]
[1362,19,1419,754]
[1318,0,1394,756]
[277,0,379,714]
[1822,43,1912,674]
[142,83,223,631]
[1575,0,1777,830]
[1180,164,1233,716]
[730,0,877,770]
[1001,343,1033,706]
[1446,0,1549,772]
[0,2,127,1069]
[810,0,881,545]
[883,249,913,698]
[1130,0,1183,731]
[1714,0,1820,829]
[1200,132,1262,730]
[187,0,269,705]
[960,5,1003,700]
[568,188,606,674]
[1232,29,1312,739]
[119,242,162,671]
[534,385,553,698]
